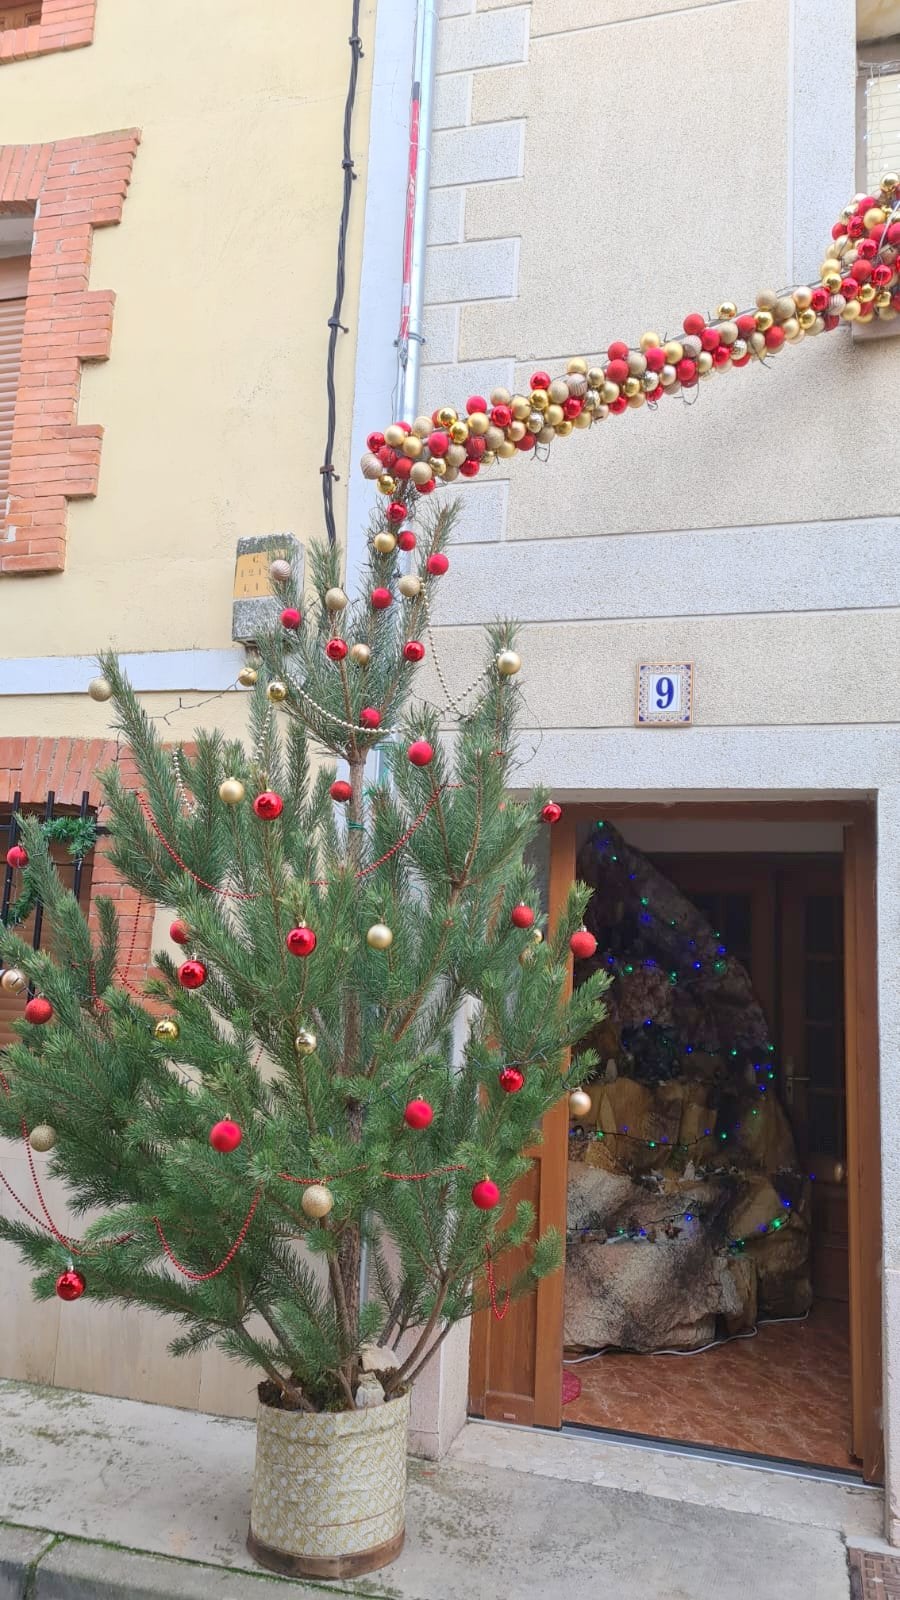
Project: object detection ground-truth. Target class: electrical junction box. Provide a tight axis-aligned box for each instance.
[232,533,303,645]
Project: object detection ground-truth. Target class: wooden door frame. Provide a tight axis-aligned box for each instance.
[468,800,884,1479]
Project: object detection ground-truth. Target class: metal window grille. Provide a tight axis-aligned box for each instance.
[0,791,94,1033]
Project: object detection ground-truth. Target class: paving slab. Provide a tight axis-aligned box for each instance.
[0,1525,56,1600]
[0,1379,863,1600]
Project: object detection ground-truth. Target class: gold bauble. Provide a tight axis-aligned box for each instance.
[822,271,842,292]
[402,434,423,459]
[530,389,549,411]
[29,1125,57,1153]
[449,420,469,444]
[87,676,113,703]
[538,425,556,444]
[697,351,714,373]
[384,423,406,448]
[496,649,521,677]
[237,665,258,687]
[749,331,766,355]
[548,379,570,405]
[555,420,574,437]
[350,643,371,666]
[663,340,683,364]
[756,288,777,310]
[798,307,817,330]
[431,458,447,478]
[412,414,432,438]
[566,357,588,375]
[527,413,543,434]
[639,331,661,351]
[626,352,647,376]
[623,377,641,398]
[467,411,489,436]
[530,928,543,945]
[782,317,801,340]
[373,531,397,554]
[366,922,394,950]
[510,395,531,421]
[627,392,646,409]
[842,300,861,320]
[569,1088,592,1118]
[546,402,566,425]
[377,474,397,495]
[659,364,678,385]
[731,339,747,360]
[718,321,738,345]
[508,421,526,442]
[482,449,497,466]
[717,301,738,320]
[496,440,517,459]
[0,968,27,995]
[154,1016,180,1043]
[218,777,246,805]
[410,462,434,487]
[444,465,460,481]
[489,387,511,406]
[876,290,893,308]
[324,587,348,611]
[587,367,605,387]
[446,443,468,467]
[398,574,422,598]
[793,286,813,311]
[585,388,602,408]
[600,382,619,405]
[301,1183,334,1220]
[863,206,886,229]
[294,1028,318,1056]
[881,173,899,195]
[774,295,797,322]
[859,283,877,303]
[266,680,288,704]
[573,409,593,428]
[436,406,457,428]
[754,309,774,332]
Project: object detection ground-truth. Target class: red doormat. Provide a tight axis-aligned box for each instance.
[849,1548,900,1598]
[562,1371,582,1405]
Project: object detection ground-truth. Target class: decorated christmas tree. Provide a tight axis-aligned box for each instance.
[0,496,609,1417]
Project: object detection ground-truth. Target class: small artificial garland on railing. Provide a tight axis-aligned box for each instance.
[2,815,97,930]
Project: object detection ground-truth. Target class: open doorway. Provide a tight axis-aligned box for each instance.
[468,802,883,1484]
[562,822,854,1470]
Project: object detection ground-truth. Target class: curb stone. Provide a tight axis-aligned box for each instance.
[0,1527,57,1600]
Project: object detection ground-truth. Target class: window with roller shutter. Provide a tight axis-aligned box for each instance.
[0,256,28,518]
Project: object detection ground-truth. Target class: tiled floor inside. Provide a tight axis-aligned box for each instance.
[563,1298,857,1471]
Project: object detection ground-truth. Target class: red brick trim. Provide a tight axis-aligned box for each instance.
[0,1,97,66]
[0,128,140,576]
[0,735,154,983]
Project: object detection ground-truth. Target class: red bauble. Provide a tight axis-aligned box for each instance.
[510,903,535,929]
[676,358,697,384]
[472,1178,501,1211]
[530,370,551,390]
[403,640,425,663]
[407,739,434,767]
[169,919,190,946]
[515,435,535,452]
[367,431,385,451]
[887,223,900,246]
[736,313,757,337]
[831,221,845,239]
[848,215,865,239]
[178,959,207,990]
[371,587,393,610]
[569,929,597,960]
[427,552,449,576]
[56,1268,86,1302]
[541,801,562,824]
[398,529,417,552]
[418,479,436,494]
[499,1066,525,1094]
[427,431,449,456]
[607,340,629,361]
[5,844,27,869]
[378,445,398,468]
[325,638,348,662]
[394,457,413,480]
[854,260,873,282]
[490,404,512,428]
[841,277,860,298]
[280,608,301,630]
[404,1098,434,1130]
[24,997,53,1025]
[810,287,830,312]
[330,779,352,803]
[605,358,629,386]
[682,311,706,336]
[644,347,666,373]
[700,327,720,352]
[466,436,486,459]
[209,1119,242,1153]
[764,326,785,351]
[466,394,488,414]
[647,385,664,402]
[360,707,382,729]
[732,353,751,367]
[387,502,406,523]
[286,925,317,958]
[609,397,628,414]
[713,347,731,367]
[563,397,583,420]
[873,264,893,287]
[253,790,284,820]
[460,459,480,476]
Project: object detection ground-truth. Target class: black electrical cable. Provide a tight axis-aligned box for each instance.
[321,3,364,548]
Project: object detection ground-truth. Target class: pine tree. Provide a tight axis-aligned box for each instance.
[0,496,609,1412]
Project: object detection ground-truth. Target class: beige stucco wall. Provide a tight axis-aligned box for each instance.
[0,0,377,1421]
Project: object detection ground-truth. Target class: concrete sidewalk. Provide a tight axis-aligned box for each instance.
[0,1379,887,1599]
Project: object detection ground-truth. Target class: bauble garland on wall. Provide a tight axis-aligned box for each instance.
[360,180,900,494]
